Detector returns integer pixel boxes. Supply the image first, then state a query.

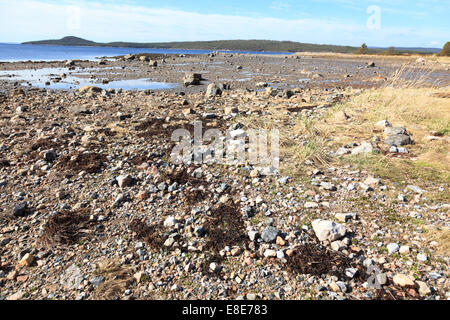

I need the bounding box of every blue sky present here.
[0,0,448,47]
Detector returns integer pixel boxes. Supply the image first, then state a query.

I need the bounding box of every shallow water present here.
[0,67,179,91]
[0,43,294,62]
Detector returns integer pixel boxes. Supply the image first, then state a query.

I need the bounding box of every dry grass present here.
[424,226,450,256]
[39,210,92,247]
[386,63,444,88]
[239,68,450,190]
[92,259,134,300]
[314,85,450,187]
[294,52,450,64]
[236,100,334,177]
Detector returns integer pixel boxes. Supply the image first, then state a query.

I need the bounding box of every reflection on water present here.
[0,67,179,91]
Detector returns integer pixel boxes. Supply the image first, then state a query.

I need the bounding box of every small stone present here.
[43,150,57,162]
[247,293,257,300]
[276,236,286,246]
[407,185,426,194]
[345,268,358,278]
[384,126,407,135]
[89,276,105,287]
[182,108,194,116]
[206,83,222,97]
[18,253,34,267]
[417,253,428,262]
[393,274,415,287]
[375,120,392,128]
[335,213,357,223]
[13,202,30,217]
[416,281,431,296]
[117,175,133,188]
[387,243,400,254]
[164,238,175,247]
[164,217,178,228]
[320,181,337,191]
[157,182,168,191]
[137,191,150,201]
[224,106,239,115]
[304,202,319,209]
[331,241,346,251]
[248,231,259,241]
[351,142,374,155]
[16,106,27,113]
[399,246,410,254]
[209,262,221,272]
[7,291,24,300]
[219,194,230,203]
[264,249,277,258]
[194,226,207,237]
[364,176,381,186]
[376,273,388,285]
[250,170,260,178]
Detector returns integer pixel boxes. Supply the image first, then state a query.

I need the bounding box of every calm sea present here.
[0,43,292,62]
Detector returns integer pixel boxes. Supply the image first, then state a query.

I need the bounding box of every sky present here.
[0,0,448,47]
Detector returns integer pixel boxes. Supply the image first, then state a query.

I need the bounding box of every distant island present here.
[22,36,440,54]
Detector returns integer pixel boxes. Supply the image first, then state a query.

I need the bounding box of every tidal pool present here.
[0,67,179,91]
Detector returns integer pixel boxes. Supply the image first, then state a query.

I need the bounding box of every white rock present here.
[375,120,392,128]
[264,249,277,258]
[417,253,428,262]
[351,142,374,155]
[164,216,178,228]
[387,243,400,254]
[399,246,410,254]
[312,219,346,242]
[304,202,319,209]
[393,274,415,287]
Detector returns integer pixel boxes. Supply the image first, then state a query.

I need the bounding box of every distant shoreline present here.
[18,36,372,54]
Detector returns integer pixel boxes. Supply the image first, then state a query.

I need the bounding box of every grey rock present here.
[157,182,168,191]
[13,202,29,217]
[44,150,57,162]
[385,126,407,135]
[194,226,207,237]
[89,276,105,287]
[62,264,84,290]
[261,226,279,243]
[385,134,412,146]
[376,273,388,285]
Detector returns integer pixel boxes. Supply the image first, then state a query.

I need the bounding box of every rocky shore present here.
[0,53,448,300]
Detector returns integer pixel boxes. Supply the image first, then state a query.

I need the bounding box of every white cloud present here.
[0,0,446,47]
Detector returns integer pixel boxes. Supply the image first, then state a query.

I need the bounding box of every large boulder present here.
[312,219,346,242]
[78,86,102,94]
[124,54,135,60]
[385,134,412,146]
[183,73,202,86]
[206,83,223,97]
